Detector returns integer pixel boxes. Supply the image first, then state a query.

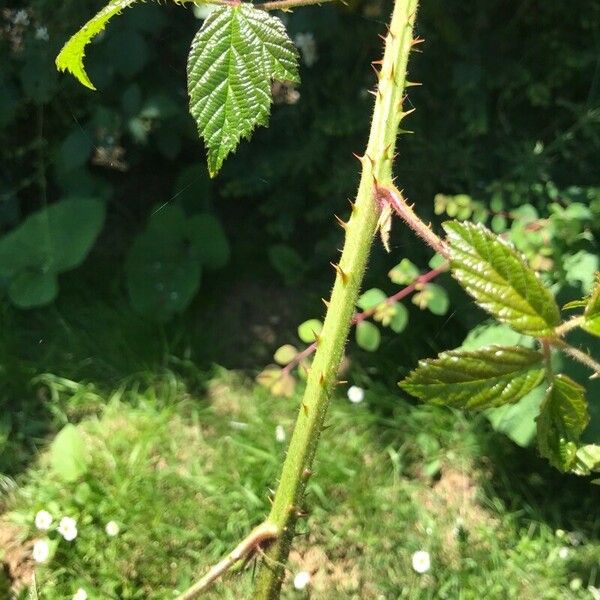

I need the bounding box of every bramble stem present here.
[175,522,279,599]
[254,0,335,10]
[555,316,584,337]
[254,1,420,597]
[552,339,600,379]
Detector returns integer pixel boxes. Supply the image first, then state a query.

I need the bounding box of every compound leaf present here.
[443,221,560,337]
[187,5,299,176]
[56,0,141,90]
[399,345,545,409]
[537,374,589,472]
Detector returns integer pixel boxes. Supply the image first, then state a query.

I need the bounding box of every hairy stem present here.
[255,1,419,597]
[552,339,600,379]
[255,0,335,10]
[554,316,584,337]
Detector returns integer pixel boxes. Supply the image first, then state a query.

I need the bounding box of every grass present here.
[1,367,599,599]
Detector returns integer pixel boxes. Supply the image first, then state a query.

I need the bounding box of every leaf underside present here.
[537,374,589,472]
[187,4,299,176]
[399,345,545,410]
[443,221,560,337]
[55,0,142,90]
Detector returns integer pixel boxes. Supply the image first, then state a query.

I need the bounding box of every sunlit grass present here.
[2,369,599,599]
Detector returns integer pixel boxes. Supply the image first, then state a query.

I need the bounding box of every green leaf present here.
[357,288,387,310]
[389,302,409,333]
[443,221,560,337]
[424,283,449,316]
[273,344,298,366]
[389,258,419,285]
[49,423,89,482]
[186,213,230,269]
[8,271,58,309]
[581,276,600,337]
[298,319,322,343]
[356,321,381,352]
[187,5,299,176]
[55,0,141,90]
[574,444,600,475]
[537,374,589,472]
[400,345,545,409]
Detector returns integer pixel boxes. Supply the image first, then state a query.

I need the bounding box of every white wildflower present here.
[35,26,49,41]
[411,550,431,574]
[58,516,78,541]
[35,510,53,530]
[558,546,569,559]
[73,588,88,600]
[275,425,286,443]
[32,539,50,563]
[293,570,311,590]
[105,521,120,537]
[347,385,365,404]
[570,578,582,591]
[294,33,318,67]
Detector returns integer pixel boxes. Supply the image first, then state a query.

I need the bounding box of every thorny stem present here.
[280,265,448,376]
[551,339,600,379]
[254,0,335,10]
[175,522,279,599]
[254,1,420,597]
[555,316,584,337]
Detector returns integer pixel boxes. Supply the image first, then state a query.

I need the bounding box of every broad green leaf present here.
[8,271,58,309]
[424,283,449,316]
[356,321,381,352]
[537,374,589,472]
[443,221,560,336]
[298,319,322,343]
[187,5,299,176]
[186,213,230,269]
[581,276,600,337]
[357,288,387,310]
[56,0,141,90]
[400,345,545,409]
[49,423,89,482]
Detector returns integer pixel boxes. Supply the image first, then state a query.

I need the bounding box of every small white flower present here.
[293,570,311,590]
[347,385,365,404]
[32,539,50,563]
[294,33,318,67]
[275,425,286,443]
[73,588,88,600]
[105,521,120,537]
[34,26,49,41]
[58,516,78,541]
[411,550,431,574]
[558,546,569,559]
[35,510,53,530]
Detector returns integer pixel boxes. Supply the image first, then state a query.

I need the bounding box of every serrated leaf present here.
[537,374,589,472]
[56,0,141,90]
[443,221,560,336]
[298,319,322,343]
[187,5,299,176]
[581,275,600,337]
[400,345,545,409]
[574,444,600,475]
[356,321,381,352]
